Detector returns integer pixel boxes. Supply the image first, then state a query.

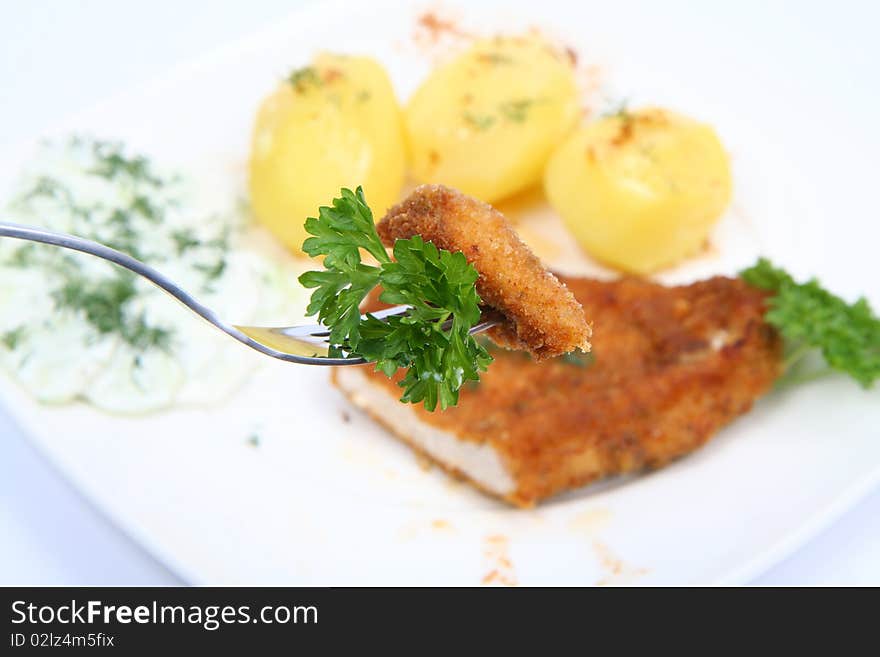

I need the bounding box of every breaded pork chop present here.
[378,184,591,360]
[334,275,782,507]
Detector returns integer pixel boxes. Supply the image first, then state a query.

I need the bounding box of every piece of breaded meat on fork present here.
[377,184,591,360]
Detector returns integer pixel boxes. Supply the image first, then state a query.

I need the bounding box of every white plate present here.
[1,0,878,585]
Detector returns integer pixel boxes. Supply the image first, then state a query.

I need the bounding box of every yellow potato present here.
[544,108,732,273]
[249,53,406,253]
[406,36,579,204]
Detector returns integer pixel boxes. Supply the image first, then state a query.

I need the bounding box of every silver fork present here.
[0,222,499,365]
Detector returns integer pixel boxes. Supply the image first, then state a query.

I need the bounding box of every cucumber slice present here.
[84,346,184,414]
[12,316,116,404]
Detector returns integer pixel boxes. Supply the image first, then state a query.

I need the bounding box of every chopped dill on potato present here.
[498,98,536,123]
[462,111,496,131]
[287,66,322,92]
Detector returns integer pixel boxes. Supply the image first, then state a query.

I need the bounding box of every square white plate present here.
[1,0,878,585]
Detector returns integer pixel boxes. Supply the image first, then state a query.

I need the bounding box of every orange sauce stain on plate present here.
[481,534,518,586]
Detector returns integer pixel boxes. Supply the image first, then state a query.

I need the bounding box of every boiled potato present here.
[544,108,732,273]
[406,36,579,204]
[249,53,406,253]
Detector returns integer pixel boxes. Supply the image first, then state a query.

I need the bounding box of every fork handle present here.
[0,221,356,365]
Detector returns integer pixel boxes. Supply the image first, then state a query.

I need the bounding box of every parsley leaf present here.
[298,187,492,411]
[741,258,880,388]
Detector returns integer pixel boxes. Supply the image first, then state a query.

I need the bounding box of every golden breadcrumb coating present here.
[336,275,783,507]
[377,184,591,360]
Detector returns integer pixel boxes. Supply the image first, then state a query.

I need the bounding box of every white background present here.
[0,0,877,585]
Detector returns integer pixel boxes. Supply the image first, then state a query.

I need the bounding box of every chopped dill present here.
[104,209,142,257]
[463,111,496,131]
[21,176,72,204]
[462,99,537,130]
[123,313,173,352]
[106,208,130,228]
[1,327,25,351]
[89,141,162,186]
[8,243,37,267]
[1,137,250,409]
[51,273,172,351]
[171,228,201,255]
[52,274,137,334]
[204,225,230,251]
[499,98,535,123]
[194,258,227,282]
[130,195,162,222]
[288,66,321,92]
[478,52,514,65]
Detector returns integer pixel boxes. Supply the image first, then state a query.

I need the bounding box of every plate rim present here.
[1,0,878,585]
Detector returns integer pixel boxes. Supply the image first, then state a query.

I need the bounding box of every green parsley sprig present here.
[298,187,492,411]
[741,258,880,388]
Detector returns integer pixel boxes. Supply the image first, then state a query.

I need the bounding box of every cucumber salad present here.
[0,137,305,413]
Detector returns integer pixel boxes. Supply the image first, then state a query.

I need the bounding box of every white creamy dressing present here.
[0,138,308,413]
